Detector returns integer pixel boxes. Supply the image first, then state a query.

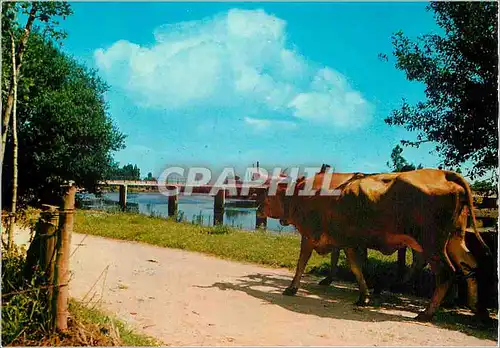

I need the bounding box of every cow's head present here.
[261,177,306,226]
[261,184,291,226]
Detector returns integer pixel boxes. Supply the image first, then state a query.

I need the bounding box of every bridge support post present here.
[214,189,225,225]
[255,188,267,229]
[119,184,127,211]
[168,186,179,218]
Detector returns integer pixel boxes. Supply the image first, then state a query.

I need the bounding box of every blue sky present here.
[58,2,445,178]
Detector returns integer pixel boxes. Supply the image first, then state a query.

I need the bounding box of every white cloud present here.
[95,9,372,129]
[244,116,297,130]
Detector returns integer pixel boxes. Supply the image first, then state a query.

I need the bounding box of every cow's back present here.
[311,172,358,191]
[323,169,466,249]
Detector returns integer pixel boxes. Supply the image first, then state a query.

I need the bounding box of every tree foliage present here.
[387,145,422,172]
[471,179,497,196]
[384,2,498,179]
[1,31,125,206]
[1,2,73,164]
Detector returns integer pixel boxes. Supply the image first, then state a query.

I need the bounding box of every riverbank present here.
[77,192,287,232]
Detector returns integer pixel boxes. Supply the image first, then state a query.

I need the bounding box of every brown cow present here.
[263,168,491,321]
[275,169,426,296]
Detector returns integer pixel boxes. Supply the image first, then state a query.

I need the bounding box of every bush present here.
[2,245,52,345]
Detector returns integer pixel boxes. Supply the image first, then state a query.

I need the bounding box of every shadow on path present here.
[196,272,498,342]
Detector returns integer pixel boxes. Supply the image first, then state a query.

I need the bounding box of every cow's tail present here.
[445,171,491,257]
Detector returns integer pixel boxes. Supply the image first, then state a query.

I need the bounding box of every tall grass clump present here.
[2,245,52,345]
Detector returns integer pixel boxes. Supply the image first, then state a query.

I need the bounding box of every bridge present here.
[97,179,269,228]
[97,180,269,196]
[98,180,159,187]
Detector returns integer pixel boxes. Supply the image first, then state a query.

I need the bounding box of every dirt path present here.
[14,228,497,346]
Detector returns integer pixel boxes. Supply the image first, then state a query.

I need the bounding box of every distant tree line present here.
[108,163,141,181]
[387,145,423,173]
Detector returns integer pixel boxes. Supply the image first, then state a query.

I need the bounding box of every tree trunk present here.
[7,33,19,251]
[1,3,38,166]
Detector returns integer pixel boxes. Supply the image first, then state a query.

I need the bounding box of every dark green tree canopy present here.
[384,2,498,179]
[2,31,125,206]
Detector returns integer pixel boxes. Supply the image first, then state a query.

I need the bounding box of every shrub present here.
[2,245,52,345]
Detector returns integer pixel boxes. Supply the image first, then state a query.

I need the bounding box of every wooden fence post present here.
[52,182,76,332]
[214,189,225,225]
[23,205,59,283]
[168,186,179,218]
[119,184,127,211]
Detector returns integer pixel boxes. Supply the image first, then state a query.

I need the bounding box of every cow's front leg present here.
[319,247,340,286]
[346,247,371,306]
[284,235,314,296]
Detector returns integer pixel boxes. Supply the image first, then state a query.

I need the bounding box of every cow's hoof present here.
[415,312,433,322]
[283,287,298,296]
[319,277,333,286]
[354,296,371,306]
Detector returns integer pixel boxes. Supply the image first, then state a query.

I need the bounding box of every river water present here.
[78,192,296,233]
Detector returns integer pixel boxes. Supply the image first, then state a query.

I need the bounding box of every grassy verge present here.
[75,210,342,271]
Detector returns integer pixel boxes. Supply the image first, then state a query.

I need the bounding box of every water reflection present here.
[77,192,295,233]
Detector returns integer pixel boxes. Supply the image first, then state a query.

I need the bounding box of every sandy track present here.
[14,228,497,346]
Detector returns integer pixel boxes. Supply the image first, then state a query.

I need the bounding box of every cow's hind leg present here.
[446,235,489,319]
[319,247,341,286]
[416,256,454,322]
[346,248,371,306]
[392,250,426,293]
[284,235,314,296]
